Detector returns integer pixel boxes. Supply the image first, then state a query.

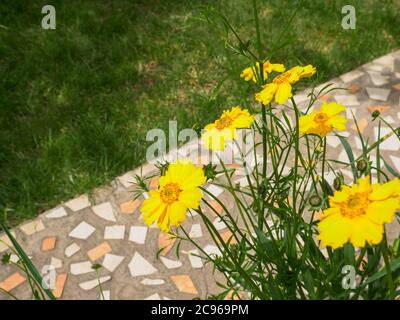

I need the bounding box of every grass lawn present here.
[0,0,399,226]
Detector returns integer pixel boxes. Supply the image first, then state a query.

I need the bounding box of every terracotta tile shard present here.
[0,272,26,292]
[224,290,242,300]
[41,237,57,252]
[170,275,198,295]
[158,232,176,256]
[87,242,112,261]
[207,200,223,216]
[351,117,368,134]
[119,199,141,214]
[347,83,361,94]
[317,95,330,102]
[392,83,400,91]
[219,230,237,245]
[53,273,68,298]
[367,105,390,114]
[149,176,159,189]
[226,163,241,170]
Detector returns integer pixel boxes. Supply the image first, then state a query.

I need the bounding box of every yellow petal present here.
[255,83,278,105]
[328,115,347,131]
[349,216,383,247]
[274,83,292,105]
[320,102,346,117]
[179,188,202,208]
[366,198,399,224]
[317,213,351,249]
[370,178,400,201]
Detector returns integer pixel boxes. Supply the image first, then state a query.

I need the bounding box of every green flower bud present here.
[309,195,322,207]
[333,177,342,190]
[357,159,368,172]
[371,110,380,119]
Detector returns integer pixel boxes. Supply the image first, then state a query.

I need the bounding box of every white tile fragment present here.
[104,225,125,240]
[128,252,157,277]
[69,221,96,239]
[45,207,68,219]
[79,276,111,291]
[64,194,90,211]
[160,257,182,269]
[128,226,148,244]
[65,242,81,257]
[102,253,125,272]
[92,202,116,222]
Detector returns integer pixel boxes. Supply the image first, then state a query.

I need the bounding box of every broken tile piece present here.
[20,219,45,236]
[392,83,400,91]
[334,94,359,106]
[128,252,157,277]
[0,272,26,292]
[69,221,96,240]
[149,176,159,189]
[189,224,203,238]
[170,275,198,295]
[213,218,227,231]
[50,257,63,269]
[205,184,224,198]
[70,261,95,275]
[141,278,165,286]
[207,200,224,216]
[41,237,57,252]
[87,242,112,261]
[204,245,222,258]
[128,226,148,244]
[119,199,141,214]
[374,127,400,151]
[220,230,237,244]
[366,87,391,101]
[350,117,368,133]
[367,105,390,114]
[53,273,68,299]
[92,202,116,222]
[0,231,16,253]
[79,276,111,291]
[65,242,80,257]
[45,207,68,219]
[188,250,203,269]
[340,70,364,83]
[104,225,125,240]
[100,290,110,300]
[102,253,125,272]
[160,256,182,269]
[118,171,135,188]
[367,70,390,86]
[389,155,400,172]
[158,232,176,256]
[64,194,91,212]
[144,293,162,300]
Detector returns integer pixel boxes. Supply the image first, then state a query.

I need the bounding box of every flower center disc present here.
[215,115,233,130]
[314,112,328,123]
[340,193,368,218]
[160,182,181,204]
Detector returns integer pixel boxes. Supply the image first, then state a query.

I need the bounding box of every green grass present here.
[0,0,399,225]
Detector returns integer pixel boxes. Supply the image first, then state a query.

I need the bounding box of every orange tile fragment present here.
[120,199,141,214]
[170,275,198,295]
[87,241,112,261]
[53,273,68,298]
[0,272,26,292]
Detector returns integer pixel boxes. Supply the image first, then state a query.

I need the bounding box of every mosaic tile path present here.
[1,50,400,300]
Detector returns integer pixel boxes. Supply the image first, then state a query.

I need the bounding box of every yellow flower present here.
[240,61,285,83]
[140,159,206,232]
[318,176,400,249]
[299,102,347,137]
[255,64,316,105]
[201,106,255,151]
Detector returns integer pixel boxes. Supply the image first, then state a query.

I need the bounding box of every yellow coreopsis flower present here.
[141,159,206,232]
[299,102,347,137]
[240,61,285,83]
[318,176,400,249]
[255,64,316,105]
[201,106,255,151]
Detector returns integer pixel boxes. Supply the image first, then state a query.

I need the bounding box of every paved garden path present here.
[1,50,400,300]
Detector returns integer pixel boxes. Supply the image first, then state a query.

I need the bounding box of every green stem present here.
[252,0,263,59]
[381,237,395,299]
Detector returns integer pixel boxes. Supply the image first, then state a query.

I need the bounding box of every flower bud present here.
[309,195,322,207]
[371,110,380,119]
[357,159,368,172]
[333,177,342,190]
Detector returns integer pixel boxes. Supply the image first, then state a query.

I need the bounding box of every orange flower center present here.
[160,182,181,204]
[273,72,291,84]
[314,112,328,123]
[340,193,369,218]
[215,115,233,130]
